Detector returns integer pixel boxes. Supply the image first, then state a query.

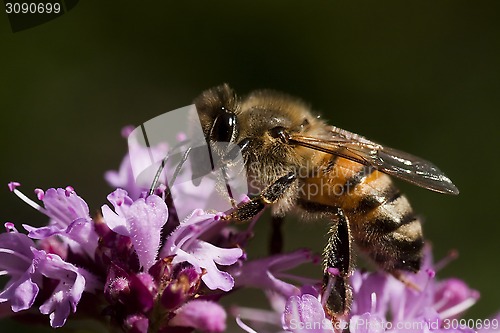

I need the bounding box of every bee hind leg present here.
[322,209,353,321]
[270,215,284,254]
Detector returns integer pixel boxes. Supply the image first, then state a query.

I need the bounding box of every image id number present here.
[5,2,61,14]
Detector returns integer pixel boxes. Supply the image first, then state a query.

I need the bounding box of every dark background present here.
[1,1,499,332]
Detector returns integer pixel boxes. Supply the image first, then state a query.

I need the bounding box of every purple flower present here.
[170,300,227,333]
[159,263,202,311]
[101,189,168,271]
[231,250,322,333]
[160,209,243,292]
[347,246,479,333]
[97,189,242,331]
[0,223,40,312]
[283,293,335,333]
[232,249,319,298]
[34,248,99,327]
[232,291,286,333]
[434,278,480,320]
[349,313,386,333]
[0,223,99,328]
[105,127,246,222]
[124,313,149,333]
[233,246,481,333]
[105,126,169,200]
[9,184,98,258]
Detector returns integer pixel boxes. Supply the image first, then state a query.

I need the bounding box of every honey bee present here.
[190,84,459,320]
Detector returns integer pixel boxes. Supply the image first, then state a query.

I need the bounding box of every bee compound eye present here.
[211,111,238,142]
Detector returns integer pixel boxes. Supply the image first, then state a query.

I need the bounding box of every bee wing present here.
[290,126,459,195]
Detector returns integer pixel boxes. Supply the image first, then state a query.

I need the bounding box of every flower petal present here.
[170,300,226,333]
[0,271,39,312]
[127,195,168,270]
[283,293,334,333]
[101,204,129,235]
[161,211,242,292]
[22,188,98,257]
[42,188,90,224]
[33,249,98,327]
[125,314,150,333]
[0,231,39,312]
[233,249,314,297]
[350,313,385,333]
[102,190,168,271]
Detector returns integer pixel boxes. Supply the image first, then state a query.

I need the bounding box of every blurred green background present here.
[1,1,499,332]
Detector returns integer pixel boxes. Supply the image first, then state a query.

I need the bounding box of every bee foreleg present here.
[226,172,297,222]
[322,209,353,320]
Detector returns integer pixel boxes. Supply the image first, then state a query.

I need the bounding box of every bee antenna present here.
[149,154,170,196]
[148,140,193,196]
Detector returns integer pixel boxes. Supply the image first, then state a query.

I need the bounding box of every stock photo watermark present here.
[4,0,79,32]
[287,317,500,332]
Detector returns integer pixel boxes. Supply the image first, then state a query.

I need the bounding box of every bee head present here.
[194,84,240,144]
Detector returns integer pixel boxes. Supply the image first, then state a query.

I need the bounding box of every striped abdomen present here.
[303,154,424,273]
